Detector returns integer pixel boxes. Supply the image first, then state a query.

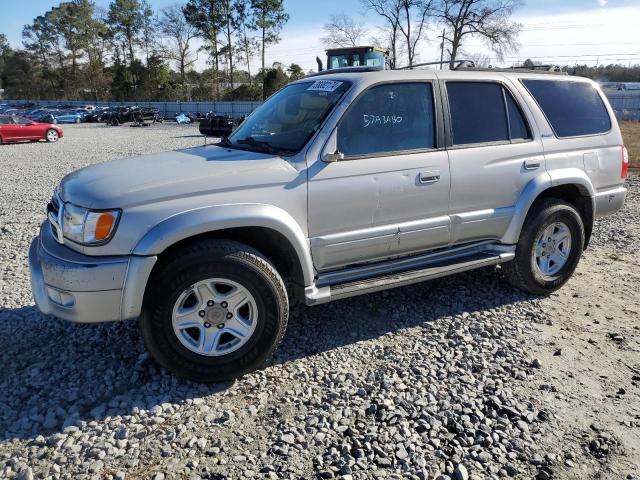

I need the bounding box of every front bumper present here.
[29,221,156,323]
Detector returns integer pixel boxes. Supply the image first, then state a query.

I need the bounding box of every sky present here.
[1,0,639,73]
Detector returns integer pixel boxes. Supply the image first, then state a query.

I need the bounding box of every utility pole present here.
[439,28,445,69]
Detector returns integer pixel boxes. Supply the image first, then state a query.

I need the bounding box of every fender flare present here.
[501,168,595,245]
[132,203,315,286]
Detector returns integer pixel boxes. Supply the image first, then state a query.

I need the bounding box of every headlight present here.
[62,203,120,245]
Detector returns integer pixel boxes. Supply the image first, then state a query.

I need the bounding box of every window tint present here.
[523,79,611,137]
[505,92,530,140]
[338,83,435,156]
[447,82,531,145]
[12,116,30,124]
[448,82,509,145]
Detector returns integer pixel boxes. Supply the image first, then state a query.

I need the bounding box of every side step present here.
[304,249,514,305]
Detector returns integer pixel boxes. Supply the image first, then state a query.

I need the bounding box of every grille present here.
[47,193,64,243]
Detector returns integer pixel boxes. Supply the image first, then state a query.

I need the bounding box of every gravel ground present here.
[0,124,638,480]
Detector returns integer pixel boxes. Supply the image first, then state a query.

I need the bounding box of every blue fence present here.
[6,91,640,120]
[605,92,640,121]
[3,100,263,118]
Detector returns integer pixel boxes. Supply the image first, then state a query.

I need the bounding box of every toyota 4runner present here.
[29,68,629,382]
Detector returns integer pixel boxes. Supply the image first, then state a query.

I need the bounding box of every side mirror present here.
[323,150,344,163]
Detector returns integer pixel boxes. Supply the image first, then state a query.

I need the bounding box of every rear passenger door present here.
[442,77,545,244]
[308,81,451,271]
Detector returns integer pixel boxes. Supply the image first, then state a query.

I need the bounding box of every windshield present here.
[227,80,351,156]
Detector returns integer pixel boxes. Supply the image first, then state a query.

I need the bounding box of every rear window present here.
[522,79,611,137]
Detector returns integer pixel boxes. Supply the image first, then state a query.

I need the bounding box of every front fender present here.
[132,203,315,286]
[500,168,595,244]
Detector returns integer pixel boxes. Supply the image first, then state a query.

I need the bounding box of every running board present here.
[304,249,514,305]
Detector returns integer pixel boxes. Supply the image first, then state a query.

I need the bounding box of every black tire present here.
[502,198,585,295]
[110,117,119,126]
[139,240,289,383]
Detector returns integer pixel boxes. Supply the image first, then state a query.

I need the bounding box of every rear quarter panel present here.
[514,75,624,193]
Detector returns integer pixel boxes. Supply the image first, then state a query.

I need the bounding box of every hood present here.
[60,145,300,209]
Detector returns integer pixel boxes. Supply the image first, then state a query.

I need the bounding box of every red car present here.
[0,115,63,144]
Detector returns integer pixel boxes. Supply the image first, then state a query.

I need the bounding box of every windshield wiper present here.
[235,136,294,155]
[235,136,274,151]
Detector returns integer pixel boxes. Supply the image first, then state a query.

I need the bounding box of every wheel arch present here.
[133,204,314,288]
[502,169,595,248]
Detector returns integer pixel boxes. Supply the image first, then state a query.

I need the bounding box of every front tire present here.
[139,240,289,383]
[502,198,584,295]
[45,129,59,143]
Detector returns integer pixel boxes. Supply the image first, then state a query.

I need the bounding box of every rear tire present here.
[139,240,289,383]
[502,198,584,295]
[110,117,119,126]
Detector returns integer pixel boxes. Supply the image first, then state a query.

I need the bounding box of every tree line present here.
[0,0,299,101]
[322,0,523,69]
[2,0,639,102]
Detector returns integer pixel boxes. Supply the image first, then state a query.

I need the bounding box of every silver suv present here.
[29,68,629,382]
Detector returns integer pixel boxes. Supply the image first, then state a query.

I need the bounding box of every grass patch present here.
[620,120,640,169]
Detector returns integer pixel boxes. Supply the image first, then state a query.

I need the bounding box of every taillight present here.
[621,146,629,179]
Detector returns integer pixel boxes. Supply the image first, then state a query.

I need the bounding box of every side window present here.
[13,116,30,125]
[448,82,508,145]
[522,79,611,137]
[0,117,9,125]
[505,92,530,140]
[337,83,436,157]
[447,82,531,146]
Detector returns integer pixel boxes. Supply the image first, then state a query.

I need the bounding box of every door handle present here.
[523,160,540,170]
[419,172,440,184]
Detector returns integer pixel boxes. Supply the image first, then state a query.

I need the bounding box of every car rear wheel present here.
[139,240,289,383]
[502,198,584,295]
[45,129,59,143]
[109,118,119,126]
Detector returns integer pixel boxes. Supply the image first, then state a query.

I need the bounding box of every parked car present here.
[0,115,63,143]
[85,107,111,123]
[56,109,89,124]
[104,106,161,126]
[198,113,244,137]
[29,110,61,124]
[29,68,628,382]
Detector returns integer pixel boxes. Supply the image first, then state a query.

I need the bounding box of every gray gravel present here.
[0,124,636,479]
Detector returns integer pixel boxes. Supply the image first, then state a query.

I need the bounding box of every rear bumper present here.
[29,221,156,323]
[594,186,627,218]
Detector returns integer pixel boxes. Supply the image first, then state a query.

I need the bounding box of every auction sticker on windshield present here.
[308,80,343,92]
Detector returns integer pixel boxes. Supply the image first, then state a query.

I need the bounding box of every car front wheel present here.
[45,129,59,143]
[139,240,289,383]
[502,198,585,295]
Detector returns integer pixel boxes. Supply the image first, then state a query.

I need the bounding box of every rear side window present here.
[522,79,611,137]
[447,82,530,145]
[338,83,436,157]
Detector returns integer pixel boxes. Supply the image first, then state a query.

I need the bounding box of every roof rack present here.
[455,64,567,75]
[396,59,476,70]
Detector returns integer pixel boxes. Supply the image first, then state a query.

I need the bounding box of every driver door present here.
[307,82,451,271]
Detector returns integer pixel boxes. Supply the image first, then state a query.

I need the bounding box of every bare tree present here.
[397,0,435,67]
[159,4,198,92]
[321,13,368,48]
[361,0,402,68]
[437,0,522,68]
